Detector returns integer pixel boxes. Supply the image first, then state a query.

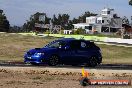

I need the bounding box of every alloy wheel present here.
[48,55,59,66]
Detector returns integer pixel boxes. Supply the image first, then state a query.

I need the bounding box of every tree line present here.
[22,11,97,32]
[129,0,132,5]
[0,0,132,33]
[0,9,97,32]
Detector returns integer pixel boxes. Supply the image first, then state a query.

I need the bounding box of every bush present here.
[73,28,86,34]
[44,30,50,34]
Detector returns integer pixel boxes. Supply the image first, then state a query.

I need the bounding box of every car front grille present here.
[27,52,33,56]
[26,58,36,61]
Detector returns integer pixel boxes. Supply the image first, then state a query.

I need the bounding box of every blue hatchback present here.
[24,38,102,67]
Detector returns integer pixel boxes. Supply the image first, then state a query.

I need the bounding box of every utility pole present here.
[49,20,53,34]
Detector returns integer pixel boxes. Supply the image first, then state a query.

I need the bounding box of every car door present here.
[76,40,93,63]
[66,40,81,64]
[59,41,76,64]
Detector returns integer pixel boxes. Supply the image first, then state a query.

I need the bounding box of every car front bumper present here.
[24,55,44,64]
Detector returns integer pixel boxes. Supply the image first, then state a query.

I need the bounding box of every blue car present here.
[24,38,102,67]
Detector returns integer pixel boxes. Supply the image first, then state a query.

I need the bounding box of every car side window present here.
[80,41,94,50]
[70,40,80,49]
[59,41,66,47]
[48,42,60,48]
[86,42,96,48]
[46,40,66,48]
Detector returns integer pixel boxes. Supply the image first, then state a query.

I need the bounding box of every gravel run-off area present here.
[0,67,132,88]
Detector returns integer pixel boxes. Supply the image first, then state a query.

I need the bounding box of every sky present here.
[0,0,132,26]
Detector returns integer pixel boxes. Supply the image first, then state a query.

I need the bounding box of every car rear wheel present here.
[88,56,98,67]
[48,55,59,66]
[71,64,78,66]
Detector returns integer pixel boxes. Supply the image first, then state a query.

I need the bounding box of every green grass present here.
[84,34,121,38]
[0,33,57,61]
[62,33,121,38]
[97,44,132,64]
[0,33,132,64]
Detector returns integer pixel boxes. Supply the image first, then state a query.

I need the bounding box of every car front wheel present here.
[48,55,59,66]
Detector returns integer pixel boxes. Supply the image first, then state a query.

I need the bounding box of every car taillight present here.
[99,50,102,54]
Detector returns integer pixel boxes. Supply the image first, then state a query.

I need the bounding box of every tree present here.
[23,11,97,32]
[56,11,97,30]
[73,28,86,34]
[10,25,22,33]
[51,14,58,25]
[22,23,28,32]
[77,11,97,23]
[129,0,132,6]
[61,14,70,25]
[67,20,73,30]
[3,19,10,31]
[122,16,129,25]
[51,14,70,30]
[0,9,10,32]
[23,12,51,32]
[45,16,51,24]
[72,18,79,24]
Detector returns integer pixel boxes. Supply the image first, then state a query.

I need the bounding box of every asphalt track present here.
[0,62,132,70]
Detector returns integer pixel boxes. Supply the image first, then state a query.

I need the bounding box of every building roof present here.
[102,8,114,11]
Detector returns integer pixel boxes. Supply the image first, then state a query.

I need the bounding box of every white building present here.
[73,8,123,34]
[64,30,72,34]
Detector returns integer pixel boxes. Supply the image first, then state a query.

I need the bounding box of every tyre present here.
[71,64,78,66]
[30,62,39,66]
[88,56,98,67]
[48,55,59,66]
[80,77,90,86]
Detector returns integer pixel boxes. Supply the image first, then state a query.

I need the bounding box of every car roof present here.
[59,38,76,41]
[57,38,91,42]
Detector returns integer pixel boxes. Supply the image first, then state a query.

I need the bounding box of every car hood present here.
[26,48,57,55]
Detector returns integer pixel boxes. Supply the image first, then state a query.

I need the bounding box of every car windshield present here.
[44,40,66,48]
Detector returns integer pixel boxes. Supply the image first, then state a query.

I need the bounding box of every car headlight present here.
[35,53,44,56]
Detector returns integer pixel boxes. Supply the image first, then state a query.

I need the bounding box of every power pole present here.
[49,20,53,34]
